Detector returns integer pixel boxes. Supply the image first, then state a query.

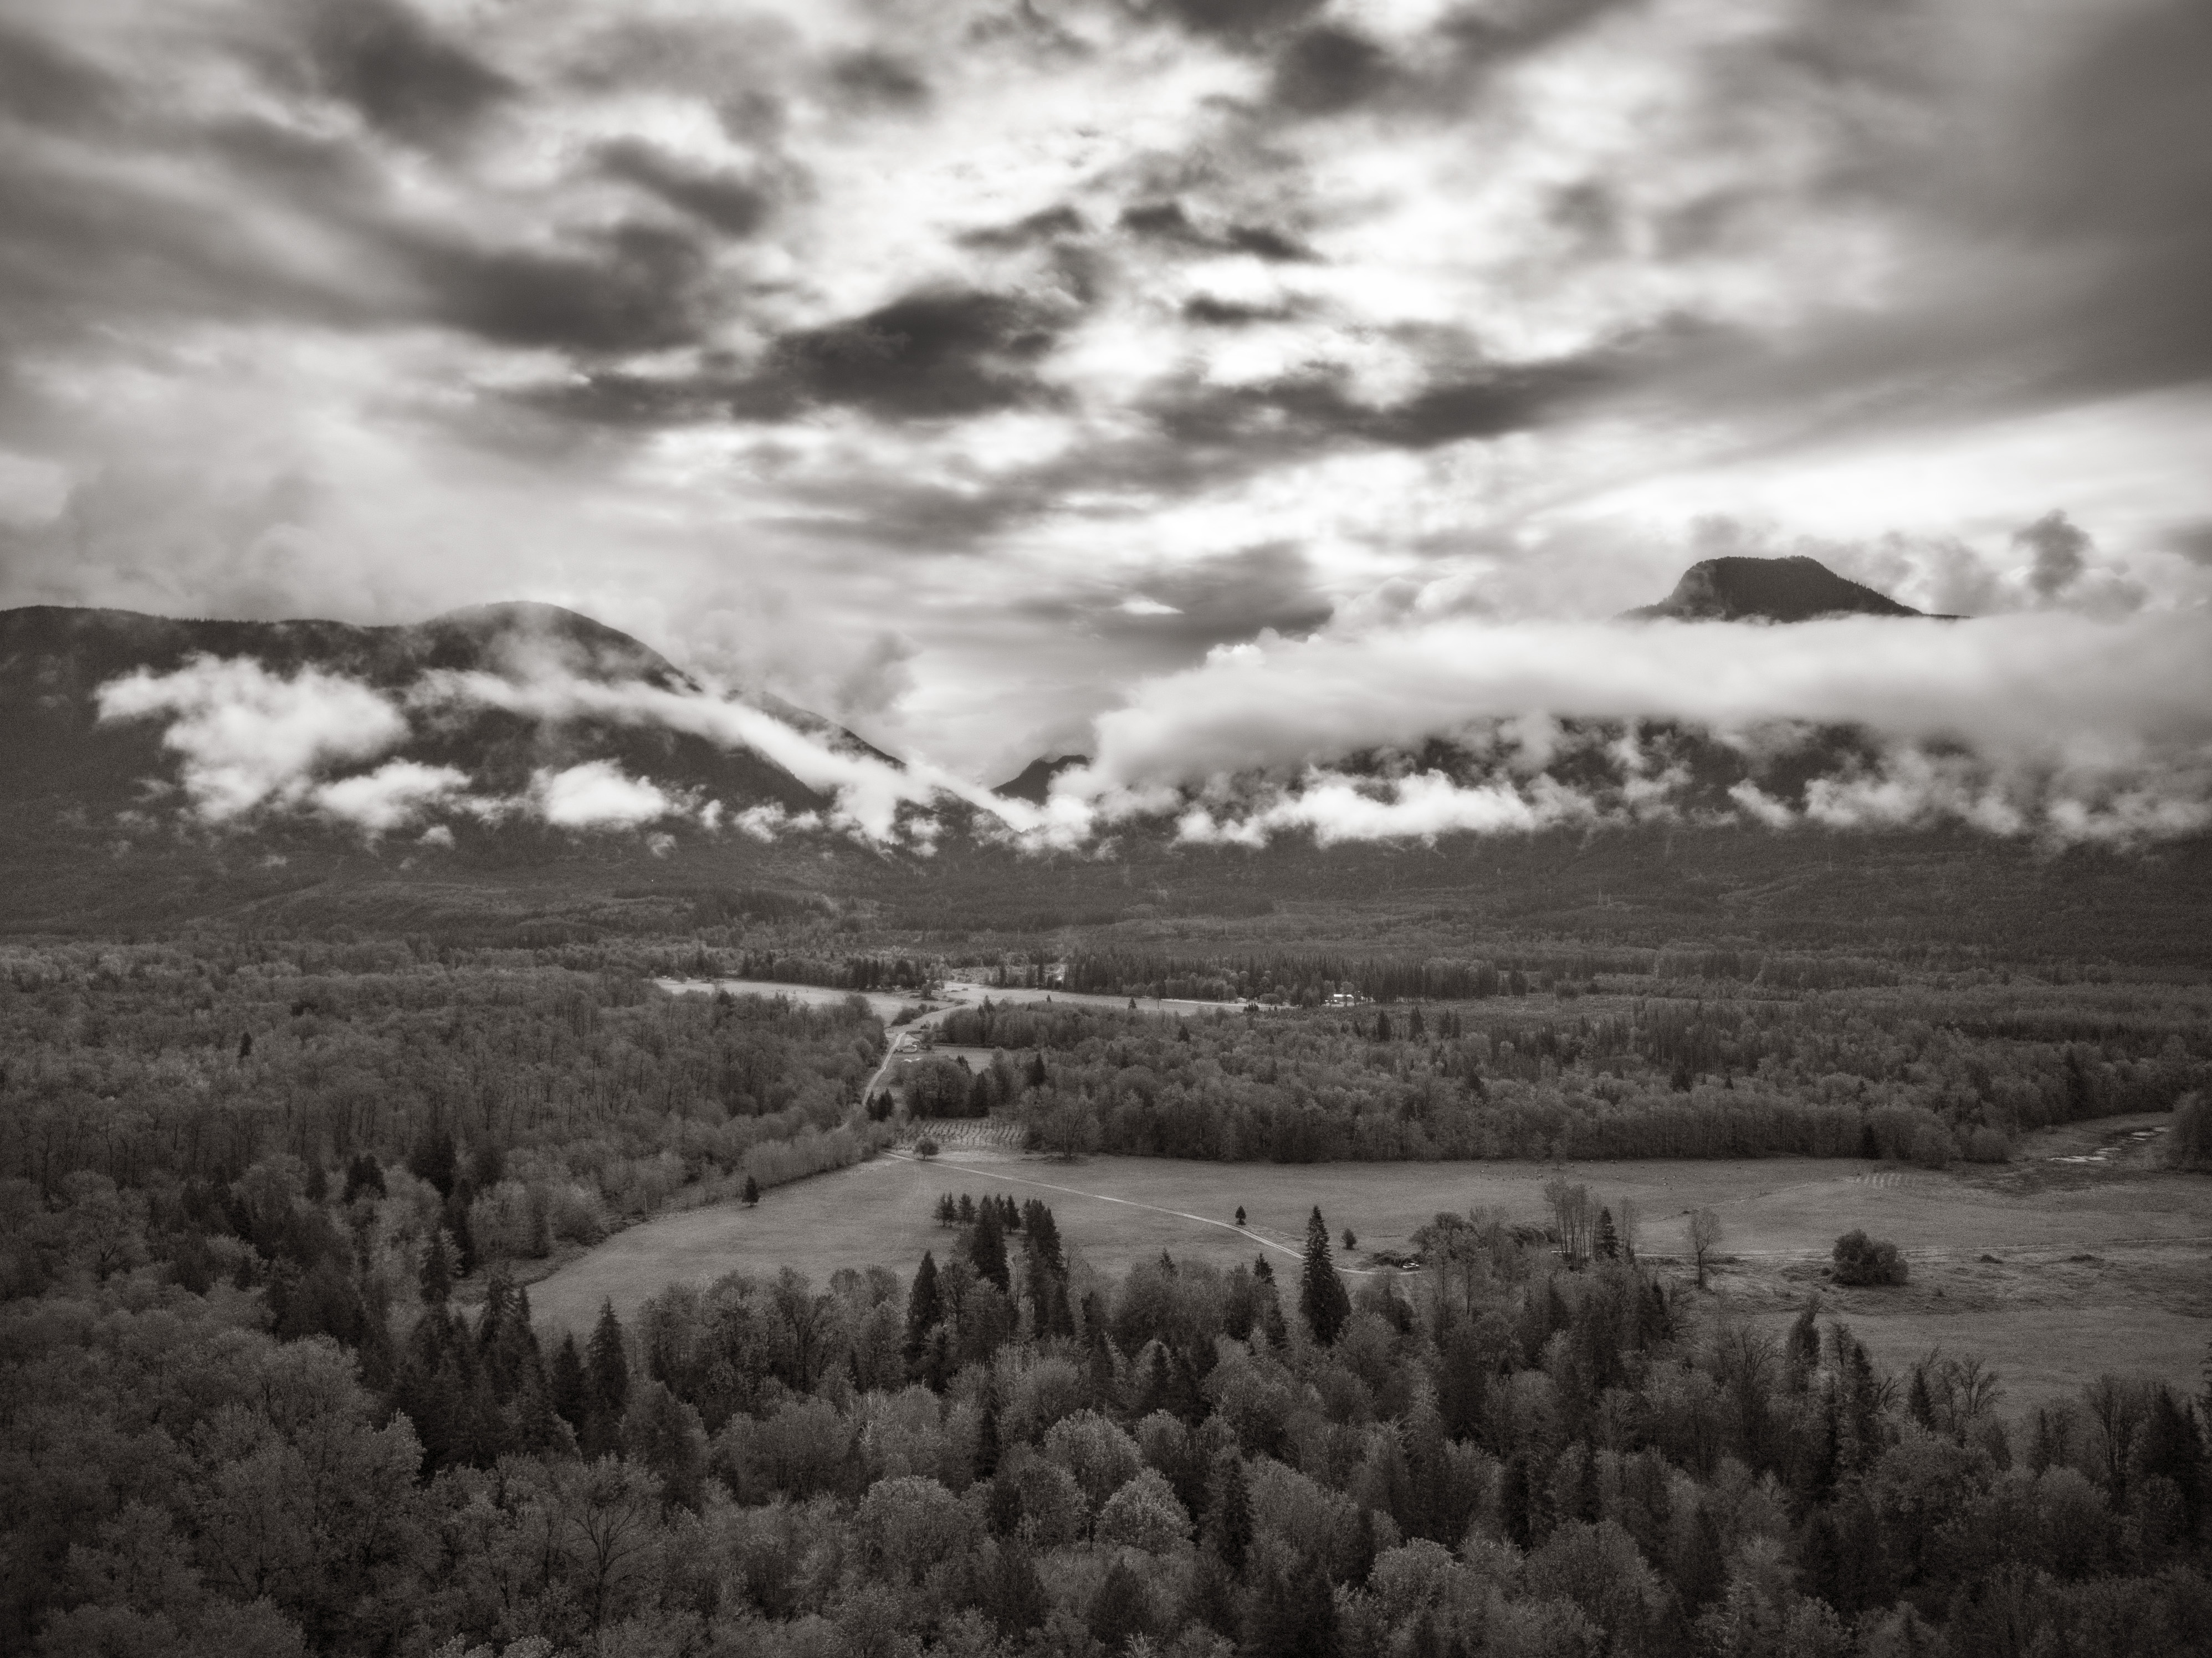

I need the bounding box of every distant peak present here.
[418,602,694,688]
[995,754,1088,803]
[1624,555,1940,623]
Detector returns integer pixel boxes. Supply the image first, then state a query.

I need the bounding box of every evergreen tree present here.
[1596,1208,1621,1261]
[444,1193,477,1279]
[741,1175,761,1207]
[408,1128,458,1199]
[1022,1201,1064,1277]
[1785,1297,1822,1391]
[515,1363,577,1459]
[625,1380,707,1509]
[971,1200,1010,1293]
[1301,1206,1350,1345]
[585,1299,629,1457]
[551,1331,590,1436]
[905,1251,944,1365]
[2129,1385,2206,1536]
[1908,1365,1938,1432]
[1243,1547,1337,1658]
[976,1388,1002,1481]
[1209,1453,1252,1575]
[418,1230,452,1306]
[1089,1558,1151,1652]
[341,1154,386,1203]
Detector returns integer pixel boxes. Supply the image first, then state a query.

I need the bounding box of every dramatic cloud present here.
[530,762,683,830]
[411,665,1005,840]
[7,0,2212,780]
[91,652,990,843]
[2019,510,2091,603]
[96,657,408,820]
[311,760,472,833]
[1041,610,2212,846]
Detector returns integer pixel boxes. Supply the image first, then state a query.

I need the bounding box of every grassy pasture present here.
[530,1115,2212,1411]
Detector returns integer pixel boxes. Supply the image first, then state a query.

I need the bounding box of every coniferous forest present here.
[8,1173,2211,1658]
[3,936,2210,1657]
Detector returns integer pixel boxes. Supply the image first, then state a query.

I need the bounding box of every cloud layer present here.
[2,0,2209,780]
[1042,608,2212,847]
[93,598,2212,857]
[93,651,984,844]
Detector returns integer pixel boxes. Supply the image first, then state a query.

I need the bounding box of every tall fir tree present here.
[585,1299,629,1458]
[1209,1452,1252,1575]
[971,1200,1010,1293]
[1300,1206,1351,1345]
[550,1331,590,1437]
[905,1251,944,1366]
[418,1230,452,1306]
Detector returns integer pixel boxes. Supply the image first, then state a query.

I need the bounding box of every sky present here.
[4,0,2212,803]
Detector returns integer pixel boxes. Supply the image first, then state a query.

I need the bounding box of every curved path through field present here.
[872,1147,1376,1273]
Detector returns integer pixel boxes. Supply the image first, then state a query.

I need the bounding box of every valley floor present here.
[530,1111,2211,1413]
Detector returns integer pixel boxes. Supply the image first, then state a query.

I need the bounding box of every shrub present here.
[1832,1229,1908,1286]
[1909,1120,1959,1170]
[547,1183,611,1246]
[1963,1126,2011,1164]
[2166,1092,2212,1171]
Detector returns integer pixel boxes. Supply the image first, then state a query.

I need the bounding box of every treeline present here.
[8,1178,2209,1656]
[716,950,937,992]
[0,941,885,1235]
[931,990,2210,1165]
[897,1053,1038,1122]
[1053,948,1911,1005]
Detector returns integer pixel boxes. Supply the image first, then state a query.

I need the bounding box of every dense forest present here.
[0,940,887,1277]
[7,1177,2209,1657]
[926,990,2211,1165]
[4,933,2209,1656]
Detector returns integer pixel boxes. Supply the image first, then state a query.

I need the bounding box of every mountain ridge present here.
[1621,553,1950,623]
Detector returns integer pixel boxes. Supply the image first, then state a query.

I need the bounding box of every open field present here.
[657,975,1228,1019]
[530,1111,2212,1410]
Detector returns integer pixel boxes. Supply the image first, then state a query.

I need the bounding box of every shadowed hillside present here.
[1622,554,1944,622]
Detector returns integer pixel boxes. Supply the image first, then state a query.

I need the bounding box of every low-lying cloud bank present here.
[1041,610,2212,848]
[93,655,968,845]
[94,608,2212,852]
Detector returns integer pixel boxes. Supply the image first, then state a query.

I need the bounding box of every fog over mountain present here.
[9,550,2211,876]
[0,0,2209,783]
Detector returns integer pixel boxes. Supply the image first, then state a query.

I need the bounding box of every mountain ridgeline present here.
[0,600,830,822]
[4,562,2210,964]
[1619,554,1953,623]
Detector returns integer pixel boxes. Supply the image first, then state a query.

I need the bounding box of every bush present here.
[2166,1092,2212,1171]
[1963,1126,2011,1164]
[1909,1120,1959,1170]
[1832,1229,1908,1286]
[547,1183,611,1246]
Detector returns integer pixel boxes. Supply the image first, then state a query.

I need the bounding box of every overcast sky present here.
[3,0,2210,781]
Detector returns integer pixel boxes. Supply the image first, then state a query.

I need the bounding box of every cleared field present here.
[529,1114,2212,1412]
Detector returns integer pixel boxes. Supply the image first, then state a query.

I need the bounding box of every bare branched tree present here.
[1687,1208,1723,1290]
